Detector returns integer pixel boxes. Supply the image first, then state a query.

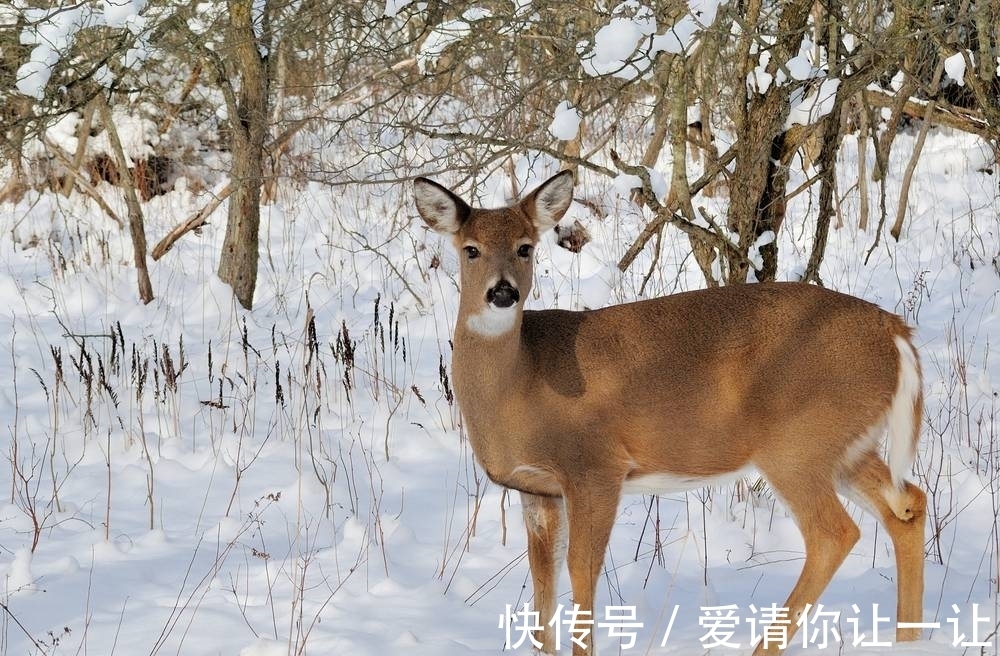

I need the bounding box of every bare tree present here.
[215,0,271,309]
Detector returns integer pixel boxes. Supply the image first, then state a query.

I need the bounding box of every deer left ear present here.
[414,177,471,235]
[523,170,574,232]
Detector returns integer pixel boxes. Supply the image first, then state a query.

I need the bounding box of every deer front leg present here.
[522,492,567,654]
[563,480,621,656]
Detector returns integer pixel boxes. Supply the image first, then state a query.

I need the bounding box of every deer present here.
[414,170,926,655]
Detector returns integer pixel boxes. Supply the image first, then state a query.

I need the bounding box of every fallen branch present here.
[150,189,227,260]
[862,87,994,140]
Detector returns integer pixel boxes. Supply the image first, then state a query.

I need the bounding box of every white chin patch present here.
[466,305,518,337]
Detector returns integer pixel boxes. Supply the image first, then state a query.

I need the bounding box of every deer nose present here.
[486,279,520,308]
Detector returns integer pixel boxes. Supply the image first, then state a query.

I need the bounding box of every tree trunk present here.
[727,91,792,283]
[97,94,154,304]
[218,0,269,310]
[726,0,812,284]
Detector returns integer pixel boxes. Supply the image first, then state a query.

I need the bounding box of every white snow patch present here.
[239,638,287,656]
[592,16,653,65]
[417,8,491,73]
[4,549,37,595]
[944,51,970,87]
[383,0,414,17]
[748,230,776,272]
[549,101,581,140]
[612,169,667,204]
[786,78,841,128]
[101,0,146,28]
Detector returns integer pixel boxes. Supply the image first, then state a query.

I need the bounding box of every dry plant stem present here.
[9,329,19,505]
[890,61,946,240]
[49,349,63,514]
[149,497,279,655]
[890,97,936,240]
[293,546,365,656]
[104,431,111,542]
[139,418,155,530]
[96,93,154,304]
[0,602,47,652]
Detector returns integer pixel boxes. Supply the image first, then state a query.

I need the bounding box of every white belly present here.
[622,469,751,495]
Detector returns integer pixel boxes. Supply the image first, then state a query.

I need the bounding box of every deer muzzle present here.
[486,279,520,308]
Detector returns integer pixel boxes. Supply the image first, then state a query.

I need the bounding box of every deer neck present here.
[451,303,525,429]
[451,306,530,478]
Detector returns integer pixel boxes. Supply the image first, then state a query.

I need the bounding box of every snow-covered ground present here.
[1,124,998,656]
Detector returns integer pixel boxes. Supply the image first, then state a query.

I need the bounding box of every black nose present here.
[486,280,519,308]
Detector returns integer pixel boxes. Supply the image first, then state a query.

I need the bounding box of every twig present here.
[610,150,747,271]
[0,602,47,653]
[616,147,737,272]
[862,87,993,141]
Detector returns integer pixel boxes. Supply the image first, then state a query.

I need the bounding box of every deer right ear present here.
[414,178,471,235]
[523,170,574,232]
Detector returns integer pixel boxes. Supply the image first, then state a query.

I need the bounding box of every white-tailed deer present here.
[414,171,926,655]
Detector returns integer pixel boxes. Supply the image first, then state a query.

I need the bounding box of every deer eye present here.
[463,245,481,260]
[517,244,533,258]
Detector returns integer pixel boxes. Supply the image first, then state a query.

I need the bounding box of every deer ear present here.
[414,178,471,235]
[523,170,574,232]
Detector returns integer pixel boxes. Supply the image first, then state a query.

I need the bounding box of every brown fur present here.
[414,172,926,655]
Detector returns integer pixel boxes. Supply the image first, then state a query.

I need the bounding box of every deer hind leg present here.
[563,480,621,656]
[843,449,926,641]
[521,492,567,654]
[753,468,860,656]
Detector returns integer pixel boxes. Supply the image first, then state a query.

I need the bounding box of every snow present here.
[101,0,146,28]
[786,78,841,128]
[747,230,776,270]
[548,101,581,141]
[785,53,814,81]
[612,169,668,204]
[944,52,969,87]
[5,549,37,593]
[1,38,1000,656]
[417,8,492,73]
[15,2,149,100]
[581,0,722,78]
[748,50,775,93]
[592,16,653,66]
[383,0,414,18]
[16,49,58,99]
